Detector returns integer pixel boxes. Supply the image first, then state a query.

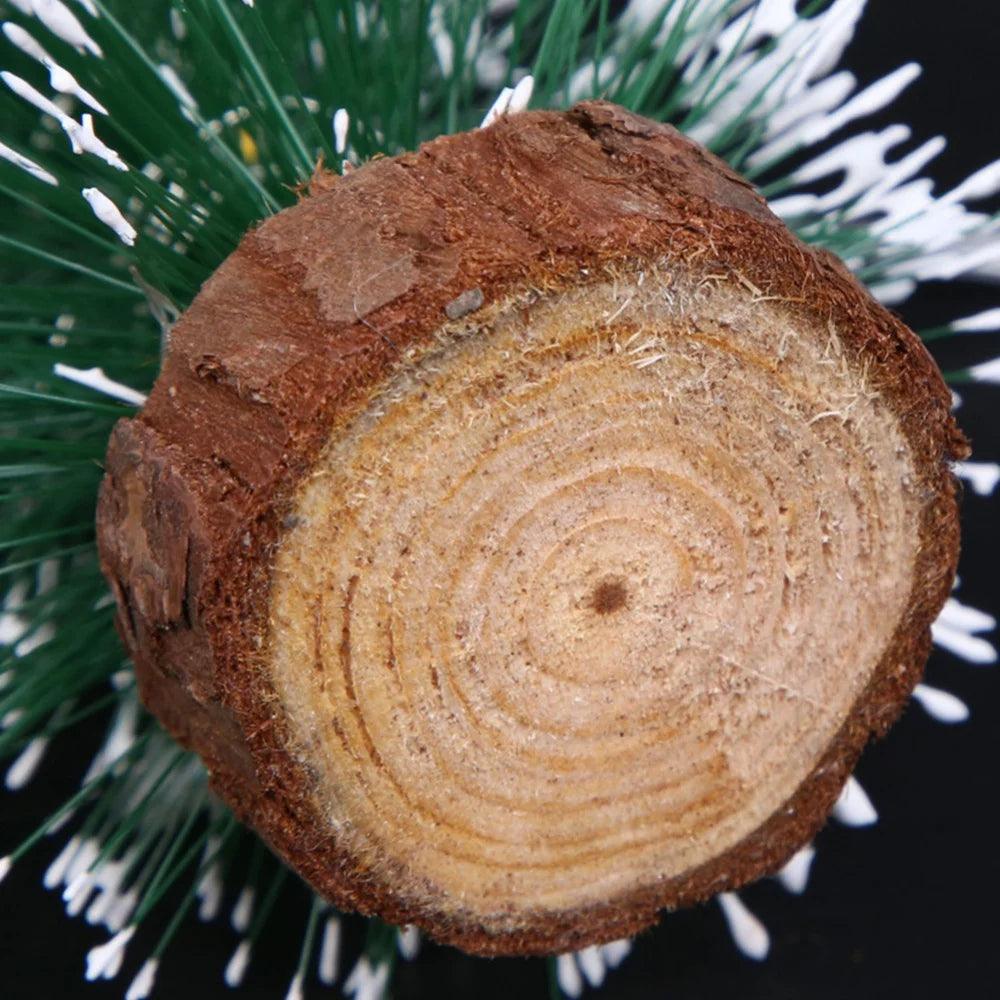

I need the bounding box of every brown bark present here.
[96,102,966,956]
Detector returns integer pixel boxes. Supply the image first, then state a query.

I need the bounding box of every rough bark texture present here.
[96,102,966,956]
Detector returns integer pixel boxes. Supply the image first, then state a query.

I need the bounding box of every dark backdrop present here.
[2,2,998,998]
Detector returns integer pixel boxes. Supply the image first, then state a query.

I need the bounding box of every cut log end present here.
[96,102,966,956]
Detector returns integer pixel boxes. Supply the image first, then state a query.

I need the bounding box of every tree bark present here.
[96,102,966,956]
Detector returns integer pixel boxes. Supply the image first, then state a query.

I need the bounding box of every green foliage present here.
[0,2,995,994]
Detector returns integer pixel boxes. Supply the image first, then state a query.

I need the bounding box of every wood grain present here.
[97,102,966,955]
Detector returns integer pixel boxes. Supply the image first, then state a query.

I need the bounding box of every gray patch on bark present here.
[445,287,485,320]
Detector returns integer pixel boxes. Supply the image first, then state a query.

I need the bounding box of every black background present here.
[2,2,998,998]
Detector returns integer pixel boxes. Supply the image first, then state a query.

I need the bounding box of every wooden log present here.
[96,102,966,956]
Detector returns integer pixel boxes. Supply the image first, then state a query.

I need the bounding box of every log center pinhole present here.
[590,578,629,615]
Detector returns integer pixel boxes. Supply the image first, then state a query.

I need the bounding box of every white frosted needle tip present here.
[318,914,341,985]
[507,74,534,114]
[106,887,137,933]
[158,64,197,111]
[480,75,534,128]
[1,708,24,728]
[0,607,28,645]
[948,159,1000,202]
[718,892,770,961]
[555,954,583,999]
[33,0,103,57]
[285,971,304,1000]
[2,22,48,63]
[776,844,817,895]
[0,856,11,885]
[952,308,1000,333]
[367,962,390,1000]
[913,683,970,724]
[47,61,107,113]
[2,69,67,122]
[344,956,389,1000]
[931,620,997,665]
[576,945,605,988]
[225,940,252,988]
[125,958,159,1000]
[954,461,1000,497]
[196,866,223,921]
[342,956,371,995]
[480,86,512,128]
[600,938,631,968]
[938,597,997,637]
[54,363,147,405]
[84,925,135,981]
[44,835,80,889]
[0,139,58,184]
[397,924,420,960]
[63,868,93,902]
[969,357,1000,385]
[2,21,104,114]
[81,187,136,245]
[832,775,878,827]
[67,114,127,170]
[333,107,349,155]
[64,837,98,885]
[231,885,255,933]
[5,735,49,790]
